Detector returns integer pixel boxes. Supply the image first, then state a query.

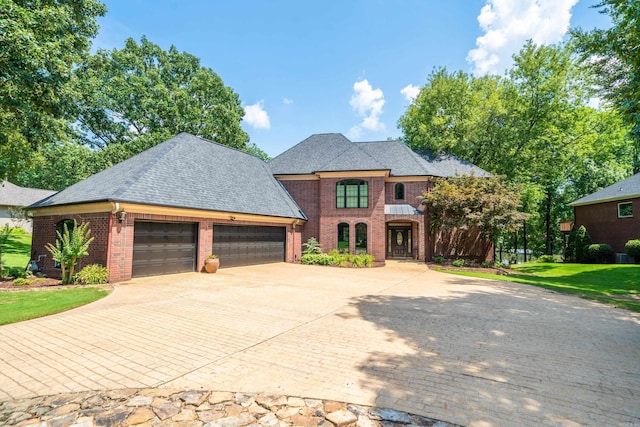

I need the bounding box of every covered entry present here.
[213,225,286,268]
[132,221,197,277]
[387,223,413,258]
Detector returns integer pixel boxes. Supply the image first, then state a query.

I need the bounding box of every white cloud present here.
[467,0,579,76]
[401,84,420,102]
[283,97,293,105]
[347,125,362,140]
[349,79,385,132]
[244,100,271,129]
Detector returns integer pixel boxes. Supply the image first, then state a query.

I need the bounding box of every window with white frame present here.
[618,202,633,218]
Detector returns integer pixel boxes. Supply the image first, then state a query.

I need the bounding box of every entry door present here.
[390,227,412,258]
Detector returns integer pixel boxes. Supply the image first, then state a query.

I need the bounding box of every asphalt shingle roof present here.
[30,133,306,220]
[0,181,55,207]
[269,133,489,177]
[570,173,640,206]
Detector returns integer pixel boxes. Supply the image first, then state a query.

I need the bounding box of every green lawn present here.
[1,233,32,269]
[0,287,109,325]
[438,262,640,312]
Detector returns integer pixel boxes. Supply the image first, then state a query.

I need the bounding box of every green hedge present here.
[301,251,374,268]
[584,243,614,264]
[626,239,640,263]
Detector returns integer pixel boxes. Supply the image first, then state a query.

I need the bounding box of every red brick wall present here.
[574,198,640,253]
[33,211,302,283]
[318,176,386,266]
[279,180,319,246]
[385,181,431,207]
[31,213,110,279]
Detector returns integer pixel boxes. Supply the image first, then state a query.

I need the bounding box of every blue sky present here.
[93,0,610,157]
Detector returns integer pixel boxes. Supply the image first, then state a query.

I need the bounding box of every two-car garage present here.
[132,221,286,278]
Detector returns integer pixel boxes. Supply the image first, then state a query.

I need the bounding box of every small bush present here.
[584,244,614,264]
[13,278,32,287]
[538,255,555,263]
[625,239,640,263]
[10,227,26,234]
[6,267,28,279]
[302,237,322,255]
[575,226,592,263]
[452,259,465,267]
[74,264,109,285]
[301,252,373,267]
[481,261,491,268]
[433,256,445,264]
[301,254,333,265]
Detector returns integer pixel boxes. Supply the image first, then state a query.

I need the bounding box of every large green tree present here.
[74,36,249,164]
[0,0,106,150]
[572,0,640,173]
[399,41,631,255]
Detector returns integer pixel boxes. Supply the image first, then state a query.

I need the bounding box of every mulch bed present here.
[0,276,63,290]
[427,262,516,275]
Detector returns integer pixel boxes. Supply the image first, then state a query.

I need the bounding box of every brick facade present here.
[32,210,302,283]
[31,213,110,279]
[574,197,640,253]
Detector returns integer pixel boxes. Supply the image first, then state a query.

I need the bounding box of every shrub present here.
[452,259,465,267]
[481,261,491,268]
[575,225,592,263]
[433,256,445,264]
[13,278,32,287]
[625,239,640,263]
[6,267,27,279]
[74,264,109,285]
[584,244,614,264]
[301,253,333,265]
[10,227,26,235]
[538,255,555,263]
[302,237,322,255]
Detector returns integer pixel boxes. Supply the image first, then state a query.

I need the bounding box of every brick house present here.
[29,132,490,282]
[269,133,491,266]
[570,173,640,255]
[29,133,306,281]
[0,181,55,233]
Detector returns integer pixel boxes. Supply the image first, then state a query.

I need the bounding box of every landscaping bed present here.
[0,276,62,290]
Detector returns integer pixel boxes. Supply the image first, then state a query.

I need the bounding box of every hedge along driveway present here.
[0,262,638,427]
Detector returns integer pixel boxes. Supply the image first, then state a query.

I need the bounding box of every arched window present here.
[336,180,368,208]
[337,223,349,251]
[54,219,75,268]
[395,183,405,200]
[355,223,367,254]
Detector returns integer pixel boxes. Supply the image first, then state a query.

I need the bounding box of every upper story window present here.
[618,202,633,218]
[336,180,368,208]
[395,183,405,200]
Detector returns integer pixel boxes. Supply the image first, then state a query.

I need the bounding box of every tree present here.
[421,174,528,258]
[73,37,249,163]
[399,68,515,176]
[0,0,106,152]
[45,220,94,284]
[571,0,640,173]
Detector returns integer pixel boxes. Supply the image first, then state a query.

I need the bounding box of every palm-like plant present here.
[45,220,94,284]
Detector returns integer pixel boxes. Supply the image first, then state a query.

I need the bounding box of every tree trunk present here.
[523,220,528,262]
[514,230,518,264]
[545,189,553,255]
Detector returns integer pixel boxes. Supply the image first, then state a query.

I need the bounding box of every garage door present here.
[132,222,197,278]
[213,225,285,268]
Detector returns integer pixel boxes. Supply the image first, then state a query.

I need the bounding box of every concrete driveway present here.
[0,262,638,426]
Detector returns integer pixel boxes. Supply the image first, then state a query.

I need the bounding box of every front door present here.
[388,227,412,258]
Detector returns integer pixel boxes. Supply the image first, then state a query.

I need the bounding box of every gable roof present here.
[0,181,56,207]
[570,173,640,207]
[30,133,306,220]
[269,133,489,177]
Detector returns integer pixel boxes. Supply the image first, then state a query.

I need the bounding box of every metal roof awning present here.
[384,204,423,215]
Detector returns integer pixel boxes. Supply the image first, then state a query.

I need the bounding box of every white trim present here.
[618,201,633,218]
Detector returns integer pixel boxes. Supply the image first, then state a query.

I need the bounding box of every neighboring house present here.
[29,133,306,281]
[570,173,640,254]
[29,132,490,282]
[269,133,491,265]
[0,181,55,233]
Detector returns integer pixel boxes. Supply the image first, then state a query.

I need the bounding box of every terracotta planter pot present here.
[204,258,220,273]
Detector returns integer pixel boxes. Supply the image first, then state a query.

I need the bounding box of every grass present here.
[438,262,640,312]
[1,233,32,270]
[0,287,109,325]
